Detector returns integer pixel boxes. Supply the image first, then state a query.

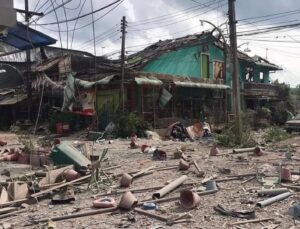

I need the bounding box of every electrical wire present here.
[70,0,87,49]
[79,30,119,50]
[61,0,69,49]
[90,0,97,72]
[239,9,300,22]
[130,0,226,27]
[33,0,124,33]
[78,26,119,47]
[127,2,227,32]
[38,0,123,25]
[33,0,42,12]
[130,0,222,25]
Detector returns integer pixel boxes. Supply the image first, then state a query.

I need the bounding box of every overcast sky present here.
[14,0,300,86]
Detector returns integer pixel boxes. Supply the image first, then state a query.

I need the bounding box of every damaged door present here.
[96,89,120,130]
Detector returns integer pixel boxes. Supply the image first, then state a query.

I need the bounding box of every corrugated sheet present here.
[135,77,162,85]
[142,46,200,78]
[173,81,230,89]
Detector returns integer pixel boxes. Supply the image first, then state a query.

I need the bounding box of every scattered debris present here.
[180,189,200,209]
[214,204,255,219]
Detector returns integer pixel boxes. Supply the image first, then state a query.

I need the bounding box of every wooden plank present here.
[31,174,91,198]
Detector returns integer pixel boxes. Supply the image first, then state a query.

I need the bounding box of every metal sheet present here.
[173,81,230,89]
[0,94,27,105]
[0,22,56,50]
[135,77,162,85]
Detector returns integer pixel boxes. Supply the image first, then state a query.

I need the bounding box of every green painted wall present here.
[142,46,201,78]
[142,43,225,81]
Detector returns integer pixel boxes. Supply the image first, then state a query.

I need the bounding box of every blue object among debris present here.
[0,22,56,50]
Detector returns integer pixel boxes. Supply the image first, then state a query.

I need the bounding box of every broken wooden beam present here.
[32,207,118,223]
[31,174,91,198]
[0,209,27,220]
[134,208,169,222]
[229,217,274,226]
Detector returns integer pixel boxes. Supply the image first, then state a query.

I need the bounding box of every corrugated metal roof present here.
[173,81,230,89]
[135,77,162,85]
[0,94,27,105]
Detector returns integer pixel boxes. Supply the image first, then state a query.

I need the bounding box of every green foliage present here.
[216,118,256,148]
[113,111,150,138]
[256,107,271,120]
[270,81,295,125]
[264,126,291,143]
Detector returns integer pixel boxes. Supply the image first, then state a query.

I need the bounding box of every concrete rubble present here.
[0,132,299,228]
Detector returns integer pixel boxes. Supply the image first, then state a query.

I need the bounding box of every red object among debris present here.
[141,144,149,152]
[56,123,69,134]
[281,167,291,182]
[93,197,116,208]
[0,141,7,146]
[54,138,61,145]
[0,152,19,161]
[253,147,263,156]
[64,169,80,181]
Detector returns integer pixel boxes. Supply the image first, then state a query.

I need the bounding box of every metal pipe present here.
[257,188,289,197]
[152,175,188,199]
[256,192,292,208]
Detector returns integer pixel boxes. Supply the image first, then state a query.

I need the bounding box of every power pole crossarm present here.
[228,0,242,140]
[120,16,127,112]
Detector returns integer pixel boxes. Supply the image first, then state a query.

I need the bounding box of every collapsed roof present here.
[126,32,282,71]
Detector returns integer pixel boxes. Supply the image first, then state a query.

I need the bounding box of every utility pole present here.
[228,0,242,139]
[25,0,32,121]
[120,16,127,112]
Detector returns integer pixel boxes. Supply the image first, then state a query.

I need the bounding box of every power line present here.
[34,0,124,33]
[78,30,120,50]
[130,0,225,27]
[37,0,123,25]
[130,0,220,25]
[239,9,300,22]
[70,0,87,49]
[127,2,227,32]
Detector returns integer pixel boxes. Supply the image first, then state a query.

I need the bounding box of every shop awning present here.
[135,77,163,86]
[0,22,56,50]
[75,75,116,89]
[173,81,230,89]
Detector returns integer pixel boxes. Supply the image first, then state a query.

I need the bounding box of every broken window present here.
[245,67,254,82]
[260,72,264,83]
[201,54,209,79]
[213,61,224,80]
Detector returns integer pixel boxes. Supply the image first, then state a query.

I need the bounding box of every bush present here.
[271,101,290,125]
[216,119,257,148]
[264,126,291,143]
[113,111,150,138]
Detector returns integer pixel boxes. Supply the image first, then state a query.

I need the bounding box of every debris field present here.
[0,132,300,229]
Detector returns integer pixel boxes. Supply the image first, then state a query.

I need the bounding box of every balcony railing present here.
[243,82,279,98]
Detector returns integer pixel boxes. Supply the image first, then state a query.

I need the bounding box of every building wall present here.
[142,43,225,81]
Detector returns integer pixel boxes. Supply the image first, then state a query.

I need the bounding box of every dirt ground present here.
[1,132,300,229]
